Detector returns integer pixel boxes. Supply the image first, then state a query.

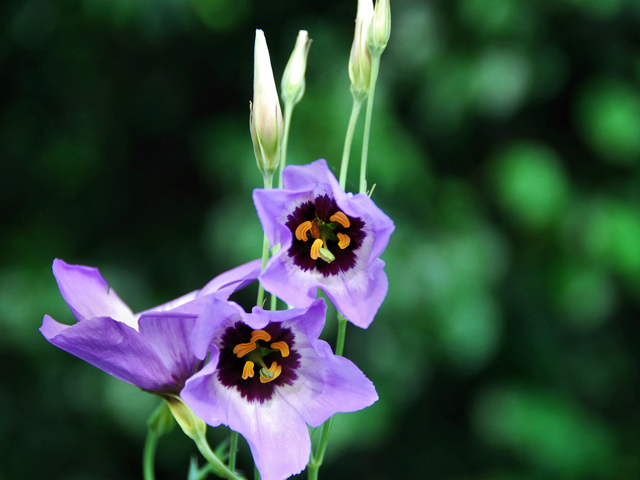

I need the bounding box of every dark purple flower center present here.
[285,194,366,277]
[217,321,300,403]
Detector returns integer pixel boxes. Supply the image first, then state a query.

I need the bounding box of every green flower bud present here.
[250,29,283,178]
[367,0,391,57]
[281,30,311,108]
[349,0,374,101]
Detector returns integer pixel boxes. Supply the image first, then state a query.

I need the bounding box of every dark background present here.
[2,0,640,479]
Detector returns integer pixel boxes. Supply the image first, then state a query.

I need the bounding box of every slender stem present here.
[256,174,274,307]
[278,103,295,189]
[339,98,364,191]
[228,431,239,473]
[254,465,261,480]
[335,313,348,356]
[194,434,245,480]
[270,293,278,310]
[143,428,159,480]
[307,417,335,479]
[306,314,348,478]
[359,55,381,194]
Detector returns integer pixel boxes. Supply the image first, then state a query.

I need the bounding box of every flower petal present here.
[139,259,262,317]
[190,298,246,360]
[183,365,310,480]
[199,258,262,298]
[323,258,389,329]
[137,313,199,388]
[276,340,378,427]
[40,314,177,392]
[281,159,341,194]
[52,259,136,328]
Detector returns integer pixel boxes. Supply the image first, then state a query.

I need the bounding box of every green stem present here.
[278,102,295,189]
[228,431,238,473]
[306,314,348,478]
[359,55,381,194]
[254,465,261,480]
[335,313,348,356]
[143,428,159,480]
[193,433,245,480]
[256,174,274,307]
[339,98,364,191]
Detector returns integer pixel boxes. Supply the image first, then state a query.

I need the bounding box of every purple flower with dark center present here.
[181,297,378,480]
[40,258,261,393]
[253,159,394,328]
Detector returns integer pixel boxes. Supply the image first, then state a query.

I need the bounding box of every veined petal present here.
[40,315,177,392]
[52,259,136,328]
[183,363,310,480]
[138,259,262,317]
[276,339,377,427]
[137,313,199,388]
[190,297,246,360]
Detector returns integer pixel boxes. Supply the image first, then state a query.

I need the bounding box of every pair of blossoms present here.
[42,160,394,480]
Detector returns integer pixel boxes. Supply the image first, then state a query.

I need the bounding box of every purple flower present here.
[253,159,394,328]
[181,297,377,480]
[40,258,261,393]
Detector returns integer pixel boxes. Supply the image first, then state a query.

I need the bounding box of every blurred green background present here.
[2,0,640,478]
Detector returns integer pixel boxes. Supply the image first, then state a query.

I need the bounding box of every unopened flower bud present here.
[282,30,311,108]
[367,0,391,57]
[250,29,283,178]
[349,0,374,100]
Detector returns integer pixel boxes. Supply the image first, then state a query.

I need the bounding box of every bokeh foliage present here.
[1,0,640,479]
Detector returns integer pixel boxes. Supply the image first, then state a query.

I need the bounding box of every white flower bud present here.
[349,0,374,100]
[250,29,283,177]
[367,0,391,57]
[282,30,311,108]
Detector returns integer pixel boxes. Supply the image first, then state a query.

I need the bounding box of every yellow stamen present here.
[232,341,256,358]
[330,211,350,228]
[337,233,351,249]
[295,221,312,241]
[242,361,255,379]
[251,329,271,342]
[271,341,290,357]
[259,362,282,383]
[310,238,323,260]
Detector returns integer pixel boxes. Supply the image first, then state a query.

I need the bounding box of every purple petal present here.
[276,339,377,427]
[258,248,318,308]
[183,365,310,480]
[190,298,246,360]
[40,314,177,392]
[199,258,262,298]
[52,259,136,328]
[249,299,326,332]
[348,193,395,262]
[253,188,307,248]
[139,259,262,317]
[137,313,199,387]
[281,159,341,194]
[323,258,389,329]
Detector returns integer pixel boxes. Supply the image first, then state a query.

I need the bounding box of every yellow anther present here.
[251,330,272,342]
[330,211,350,228]
[271,341,290,357]
[337,233,351,249]
[232,341,257,358]
[295,221,312,241]
[259,362,282,383]
[242,361,255,380]
[310,238,323,260]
